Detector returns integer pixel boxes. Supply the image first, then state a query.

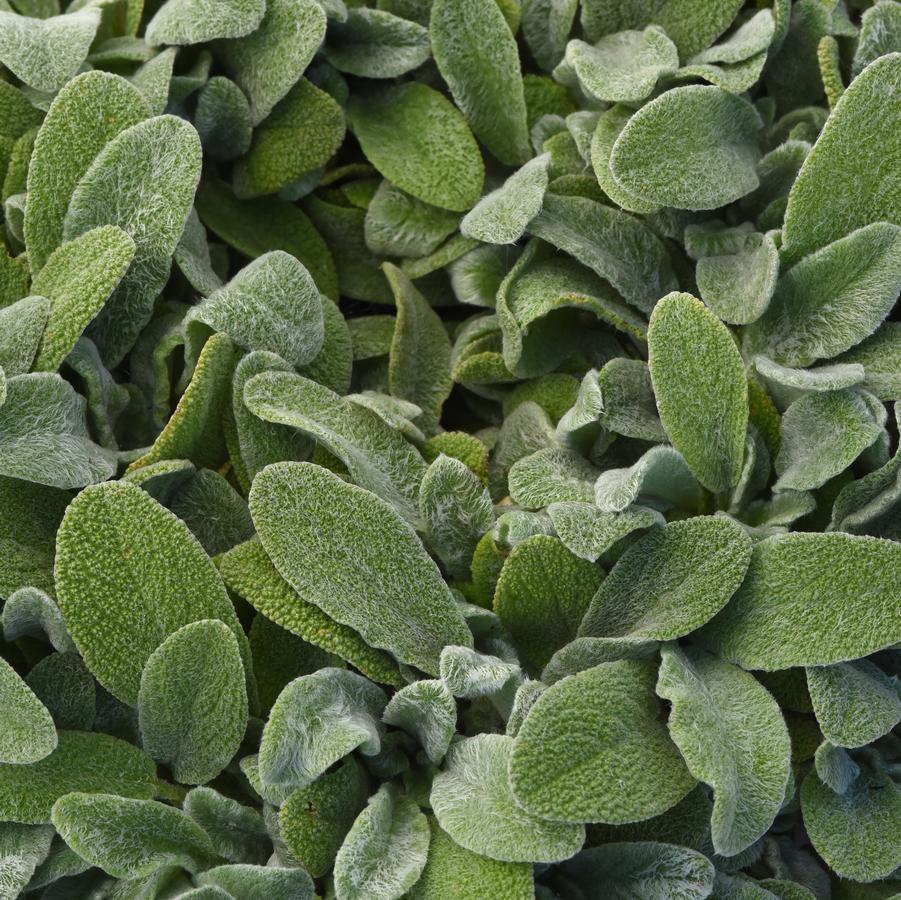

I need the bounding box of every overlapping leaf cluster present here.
[0,0,899,897]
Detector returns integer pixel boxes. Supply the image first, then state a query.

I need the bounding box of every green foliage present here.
[137,620,248,784]
[699,533,901,669]
[55,479,251,706]
[51,793,219,878]
[0,656,57,764]
[0,4,897,897]
[580,516,751,642]
[431,734,585,862]
[648,292,748,493]
[333,784,430,900]
[495,534,605,671]
[250,462,471,674]
[509,660,696,823]
[430,0,530,166]
[657,646,791,857]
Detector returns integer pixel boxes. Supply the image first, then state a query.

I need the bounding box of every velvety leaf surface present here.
[509,660,696,824]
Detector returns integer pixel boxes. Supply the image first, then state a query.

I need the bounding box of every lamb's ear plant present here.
[0,4,898,898]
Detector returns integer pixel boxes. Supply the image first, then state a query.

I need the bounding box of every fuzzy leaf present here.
[25,652,95,732]
[348,82,484,212]
[0,731,156,824]
[430,0,530,166]
[146,0,265,46]
[580,516,752,642]
[385,263,453,434]
[563,27,678,104]
[461,154,550,245]
[594,445,704,514]
[324,7,431,78]
[2,587,74,654]
[782,53,901,264]
[52,793,219,878]
[657,646,791,857]
[744,223,901,367]
[527,193,677,314]
[509,660,696,824]
[609,86,761,210]
[364,181,460,260]
[773,390,882,492]
[197,864,316,900]
[31,226,136,372]
[334,785,430,900]
[648,292,749,493]
[278,756,370,877]
[800,768,901,883]
[0,9,99,93]
[698,532,901,669]
[218,538,405,688]
[409,815,534,900]
[806,660,901,749]
[55,479,251,706]
[259,667,386,791]
[547,502,664,562]
[0,657,57,765]
[383,679,456,764]
[558,841,716,900]
[63,115,202,365]
[696,232,779,326]
[0,295,51,377]
[521,0,578,71]
[419,454,494,579]
[138,620,248,785]
[234,78,346,198]
[187,250,324,367]
[183,787,269,865]
[218,0,327,124]
[244,373,428,524]
[597,358,667,442]
[439,645,521,700]
[495,534,605,671]
[431,734,585,862]
[249,462,472,674]
[0,372,116,488]
[0,822,55,899]
[24,71,149,274]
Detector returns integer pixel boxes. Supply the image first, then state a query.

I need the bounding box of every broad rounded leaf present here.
[31,226,136,372]
[383,679,457,764]
[409,815,534,900]
[197,864,316,900]
[558,841,716,900]
[250,462,471,675]
[187,250,325,368]
[509,660,696,824]
[579,516,752,642]
[430,734,585,863]
[801,768,901,883]
[656,646,791,857]
[430,0,531,166]
[25,71,149,274]
[0,9,100,93]
[62,115,202,365]
[138,620,248,785]
[806,660,901,749]
[333,785,430,900]
[610,86,761,210]
[495,535,605,671]
[698,532,901,669]
[259,668,386,791]
[648,292,748,493]
[146,0,265,46]
[0,657,57,765]
[244,371,426,524]
[347,82,484,212]
[51,793,218,879]
[547,502,664,563]
[743,223,901,367]
[55,480,250,706]
[0,731,156,824]
[782,53,901,264]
